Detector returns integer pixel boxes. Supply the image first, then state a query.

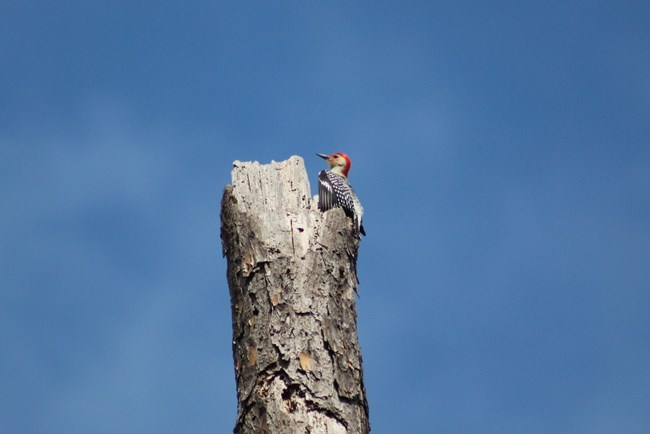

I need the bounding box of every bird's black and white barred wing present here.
[318,171,337,211]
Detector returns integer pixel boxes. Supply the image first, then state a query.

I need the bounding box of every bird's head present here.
[316,152,352,177]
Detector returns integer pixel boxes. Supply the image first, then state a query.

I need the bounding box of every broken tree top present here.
[220,155,369,433]
[224,155,362,261]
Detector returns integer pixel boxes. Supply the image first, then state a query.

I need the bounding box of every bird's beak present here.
[316,153,329,160]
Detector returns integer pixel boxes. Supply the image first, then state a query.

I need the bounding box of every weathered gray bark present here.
[220,156,369,434]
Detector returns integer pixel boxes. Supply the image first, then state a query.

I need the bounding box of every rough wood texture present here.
[220,156,369,434]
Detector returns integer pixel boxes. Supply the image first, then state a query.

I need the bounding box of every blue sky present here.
[2,1,649,433]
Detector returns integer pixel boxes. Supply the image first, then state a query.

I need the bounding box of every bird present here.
[316,152,365,236]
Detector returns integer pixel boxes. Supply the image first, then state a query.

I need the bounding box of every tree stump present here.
[220,156,369,434]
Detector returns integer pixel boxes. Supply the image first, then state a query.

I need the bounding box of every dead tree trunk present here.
[220,156,369,434]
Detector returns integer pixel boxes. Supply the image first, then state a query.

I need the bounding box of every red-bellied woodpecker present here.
[316,152,366,236]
